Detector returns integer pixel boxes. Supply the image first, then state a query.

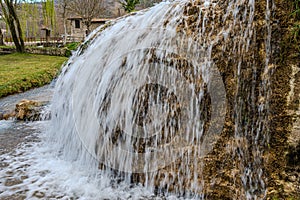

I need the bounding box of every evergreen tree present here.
[120,0,140,13]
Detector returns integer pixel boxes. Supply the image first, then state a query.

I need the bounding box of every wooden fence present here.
[4,36,84,44]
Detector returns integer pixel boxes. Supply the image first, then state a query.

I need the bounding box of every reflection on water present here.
[0,84,54,112]
[0,121,39,155]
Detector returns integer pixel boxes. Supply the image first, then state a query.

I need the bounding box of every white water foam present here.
[0,121,193,199]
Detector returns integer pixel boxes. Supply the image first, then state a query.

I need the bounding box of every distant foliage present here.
[120,0,140,13]
[19,1,39,38]
[42,0,56,31]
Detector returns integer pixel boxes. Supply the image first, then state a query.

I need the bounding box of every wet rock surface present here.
[122,0,300,199]
[0,1,299,199]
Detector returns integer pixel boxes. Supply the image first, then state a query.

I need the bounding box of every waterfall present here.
[50,0,272,198]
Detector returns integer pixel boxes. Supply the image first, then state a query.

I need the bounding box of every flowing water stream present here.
[0,0,273,199]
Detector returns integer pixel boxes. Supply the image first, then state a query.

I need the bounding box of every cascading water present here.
[50,0,272,199]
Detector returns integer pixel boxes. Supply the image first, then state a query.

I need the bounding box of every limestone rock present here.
[0,110,15,120]
[14,99,48,121]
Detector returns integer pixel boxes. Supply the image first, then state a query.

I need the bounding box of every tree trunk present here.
[13,12,25,52]
[1,0,25,53]
[0,28,4,46]
[63,19,67,45]
[62,10,67,45]
[85,20,91,36]
[6,15,23,52]
[45,29,50,44]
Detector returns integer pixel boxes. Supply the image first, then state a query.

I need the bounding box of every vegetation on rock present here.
[120,0,140,13]
[291,0,300,42]
[64,42,80,57]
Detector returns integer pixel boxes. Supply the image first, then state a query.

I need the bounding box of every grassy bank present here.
[0,53,67,98]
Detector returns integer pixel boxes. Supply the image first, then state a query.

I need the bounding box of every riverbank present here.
[0,53,67,98]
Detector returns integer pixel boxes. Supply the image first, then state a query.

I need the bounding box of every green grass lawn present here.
[0,53,67,98]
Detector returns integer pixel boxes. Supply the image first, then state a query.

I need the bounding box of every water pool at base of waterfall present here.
[0,120,189,200]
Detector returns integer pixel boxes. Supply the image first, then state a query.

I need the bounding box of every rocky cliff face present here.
[139,0,300,198]
[56,0,299,198]
[267,0,300,198]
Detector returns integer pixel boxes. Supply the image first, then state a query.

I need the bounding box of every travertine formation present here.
[50,0,299,199]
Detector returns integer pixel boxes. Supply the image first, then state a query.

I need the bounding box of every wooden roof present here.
[67,17,113,23]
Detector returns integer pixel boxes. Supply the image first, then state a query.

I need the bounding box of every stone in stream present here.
[0,110,15,120]
[0,99,50,121]
[15,99,50,121]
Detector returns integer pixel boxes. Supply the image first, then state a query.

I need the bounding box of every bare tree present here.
[0,0,24,52]
[58,0,70,44]
[68,0,104,36]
